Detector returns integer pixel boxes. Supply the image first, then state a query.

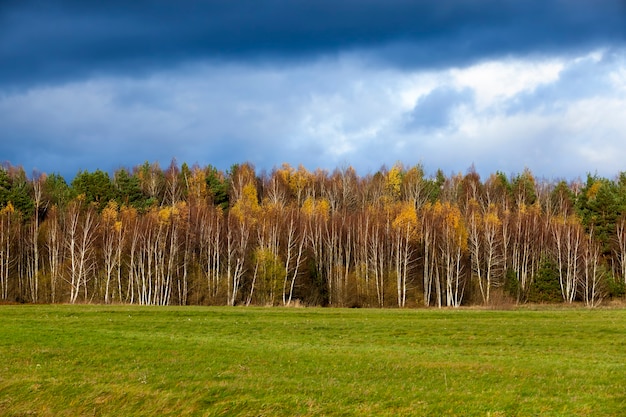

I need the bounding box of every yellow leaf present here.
[1,202,15,215]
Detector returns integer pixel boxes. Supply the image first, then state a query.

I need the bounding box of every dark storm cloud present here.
[1,0,625,88]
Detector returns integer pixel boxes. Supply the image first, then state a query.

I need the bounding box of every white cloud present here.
[1,49,626,180]
[450,58,564,109]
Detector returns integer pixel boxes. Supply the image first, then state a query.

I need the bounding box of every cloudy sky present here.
[2,1,626,181]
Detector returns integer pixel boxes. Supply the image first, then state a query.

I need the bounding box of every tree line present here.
[1,160,625,307]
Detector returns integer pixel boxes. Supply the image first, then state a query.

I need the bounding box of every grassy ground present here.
[0,305,625,416]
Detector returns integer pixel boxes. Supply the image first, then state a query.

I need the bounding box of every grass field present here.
[0,305,625,416]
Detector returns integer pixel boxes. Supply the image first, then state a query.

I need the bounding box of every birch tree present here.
[101,201,124,303]
[27,172,45,302]
[420,203,438,306]
[552,214,582,303]
[0,203,16,300]
[434,201,468,307]
[227,183,259,305]
[615,214,626,285]
[282,207,306,306]
[391,202,418,307]
[43,205,63,303]
[467,199,503,304]
[581,227,604,307]
[65,197,99,304]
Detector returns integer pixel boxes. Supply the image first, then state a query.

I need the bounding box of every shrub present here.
[528,259,562,303]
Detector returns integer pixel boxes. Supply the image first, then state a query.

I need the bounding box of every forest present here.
[1,159,626,307]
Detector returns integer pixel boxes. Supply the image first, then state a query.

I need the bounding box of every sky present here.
[2,1,626,181]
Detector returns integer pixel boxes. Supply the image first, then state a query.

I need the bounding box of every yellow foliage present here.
[301,197,315,217]
[278,163,292,180]
[230,204,244,223]
[435,201,468,251]
[230,184,261,224]
[392,203,418,231]
[316,199,330,220]
[484,210,501,228]
[587,181,602,201]
[158,207,173,224]
[101,201,119,224]
[467,198,481,214]
[566,215,581,228]
[261,198,280,213]
[386,165,402,199]
[157,203,187,225]
[254,247,282,268]
[120,205,138,224]
[0,202,15,216]
[242,184,260,209]
[289,165,310,196]
[432,200,444,216]
[175,200,187,212]
[188,167,208,200]
[300,197,330,221]
[444,205,461,229]
[454,221,468,251]
[174,201,189,223]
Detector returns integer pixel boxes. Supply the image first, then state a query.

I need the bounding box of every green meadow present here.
[0,306,625,416]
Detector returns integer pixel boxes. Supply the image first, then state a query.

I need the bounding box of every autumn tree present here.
[459,166,484,212]
[120,205,140,304]
[302,196,331,305]
[484,172,512,211]
[511,168,537,208]
[227,182,259,305]
[184,165,209,205]
[0,203,17,300]
[65,196,99,304]
[391,202,418,307]
[229,163,257,204]
[101,201,123,303]
[195,201,225,303]
[551,214,582,303]
[135,161,165,206]
[401,164,433,209]
[164,159,182,206]
[5,158,626,307]
[508,203,544,302]
[420,202,438,306]
[27,172,46,302]
[466,200,503,304]
[615,213,626,285]
[385,163,403,203]
[581,226,605,307]
[281,206,306,306]
[248,194,283,305]
[41,204,62,303]
[433,201,468,307]
[287,164,312,206]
